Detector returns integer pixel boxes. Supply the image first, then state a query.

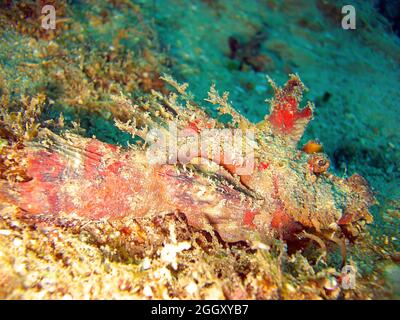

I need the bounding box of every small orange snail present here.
[302,140,323,154]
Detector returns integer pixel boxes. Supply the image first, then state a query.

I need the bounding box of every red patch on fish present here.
[271,207,291,229]
[337,213,353,225]
[258,161,270,171]
[269,96,312,135]
[243,210,258,228]
[187,119,201,133]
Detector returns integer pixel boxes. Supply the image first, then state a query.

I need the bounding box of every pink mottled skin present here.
[2,136,263,242]
[1,131,371,244]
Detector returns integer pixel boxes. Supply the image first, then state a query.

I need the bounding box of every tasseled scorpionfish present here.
[0,75,375,254]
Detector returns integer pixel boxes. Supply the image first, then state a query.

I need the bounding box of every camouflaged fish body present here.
[0,75,375,245]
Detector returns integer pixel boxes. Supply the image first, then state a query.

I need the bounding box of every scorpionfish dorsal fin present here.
[264,74,314,144]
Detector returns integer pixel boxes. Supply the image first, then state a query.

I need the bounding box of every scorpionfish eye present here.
[308,155,330,174]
